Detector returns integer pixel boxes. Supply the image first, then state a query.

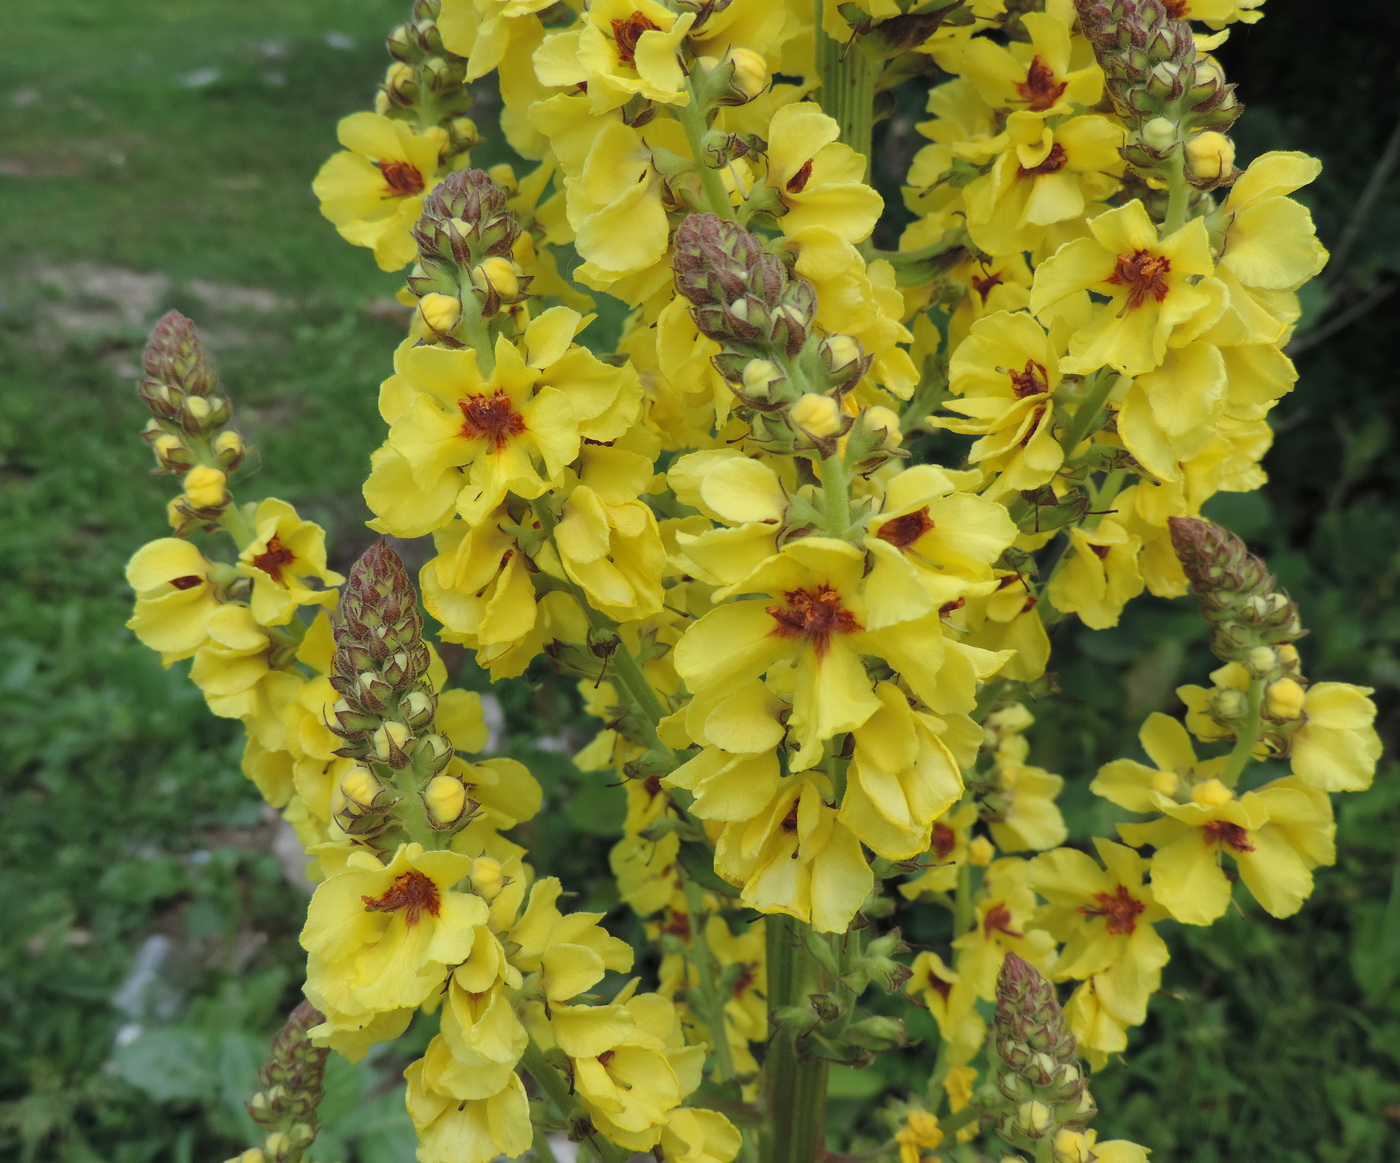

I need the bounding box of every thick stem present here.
[819,450,852,539]
[1162,148,1190,236]
[761,916,830,1163]
[814,2,875,170]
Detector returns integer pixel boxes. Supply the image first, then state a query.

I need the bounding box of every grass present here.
[1,1,1397,1161]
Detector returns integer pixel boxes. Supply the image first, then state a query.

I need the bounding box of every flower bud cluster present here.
[378,0,476,155]
[672,213,874,454]
[328,542,474,841]
[992,954,1096,1151]
[230,1000,329,1163]
[1168,517,1303,663]
[407,169,530,342]
[137,310,248,531]
[1074,0,1241,190]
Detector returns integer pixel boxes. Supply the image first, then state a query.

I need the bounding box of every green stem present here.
[953,859,973,942]
[682,878,740,1084]
[761,916,829,1163]
[1219,678,1266,788]
[819,450,852,539]
[679,76,737,221]
[1057,369,1117,456]
[814,1,875,169]
[1162,147,1190,236]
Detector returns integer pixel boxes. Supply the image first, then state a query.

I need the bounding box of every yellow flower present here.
[895,1108,943,1163]
[963,112,1124,257]
[405,1056,532,1163]
[189,605,302,750]
[534,0,696,112]
[1045,516,1145,629]
[1092,711,1225,812]
[1030,200,1217,376]
[548,991,705,1152]
[941,310,1065,492]
[312,112,448,271]
[711,767,874,933]
[507,877,635,1002]
[659,1107,743,1163]
[1287,683,1382,793]
[762,103,883,244]
[1029,840,1169,1014]
[906,951,985,1066]
[952,857,1057,999]
[555,442,667,621]
[301,843,486,1017]
[933,3,1104,118]
[1117,777,1336,924]
[126,538,226,660]
[839,683,965,861]
[236,498,343,627]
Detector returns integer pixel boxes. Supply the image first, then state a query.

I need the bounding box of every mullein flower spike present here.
[119,0,1380,1160]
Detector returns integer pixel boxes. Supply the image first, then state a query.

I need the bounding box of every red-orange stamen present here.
[1020,141,1068,177]
[786,159,815,194]
[1007,359,1048,399]
[983,903,1023,940]
[252,535,296,584]
[1204,820,1255,852]
[459,392,527,451]
[1015,56,1068,112]
[877,507,935,550]
[766,584,862,659]
[1078,884,1146,935]
[169,574,203,591]
[1107,249,1172,311]
[379,159,425,197]
[361,870,441,927]
[611,12,661,65]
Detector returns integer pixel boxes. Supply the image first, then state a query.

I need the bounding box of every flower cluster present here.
[122,0,1381,1160]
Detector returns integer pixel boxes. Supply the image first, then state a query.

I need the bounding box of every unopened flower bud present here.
[213,430,247,470]
[1190,779,1233,808]
[400,689,436,730]
[262,1133,290,1158]
[741,358,784,400]
[790,393,843,437]
[470,855,505,900]
[968,836,995,866]
[425,774,468,825]
[861,405,904,448]
[152,433,193,470]
[371,720,413,767]
[1208,687,1248,722]
[1245,646,1276,676]
[1016,1100,1053,1137]
[1266,677,1306,720]
[472,255,520,299]
[182,465,228,510]
[1053,1129,1093,1163]
[727,47,767,102]
[1142,116,1178,151]
[340,766,381,809]
[1186,130,1235,183]
[419,291,461,334]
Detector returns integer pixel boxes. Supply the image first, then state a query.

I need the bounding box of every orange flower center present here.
[877,507,935,550]
[1020,142,1068,177]
[611,12,661,65]
[1078,884,1146,935]
[1015,56,1068,112]
[1203,819,1255,852]
[252,535,296,584]
[931,822,957,860]
[1163,0,1189,17]
[379,159,425,197]
[1007,359,1048,399]
[597,1049,617,1068]
[924,966,953,1001]
[459,392,527,451]
[169,574,203,591]
[361,870,441,927]
[786,158,814,194]
[971,270,1004,301]
[983,902,1023,940]
[732,963,757,998]
[1107,249,1172,311]
[767,584,862,659]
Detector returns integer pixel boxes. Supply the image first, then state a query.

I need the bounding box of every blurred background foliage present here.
[0,1,1396,1160]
